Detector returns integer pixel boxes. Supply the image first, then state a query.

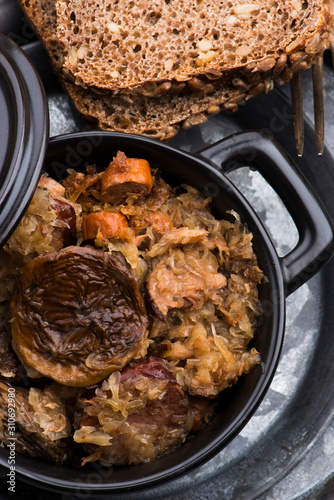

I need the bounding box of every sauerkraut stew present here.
[0,151,263,467]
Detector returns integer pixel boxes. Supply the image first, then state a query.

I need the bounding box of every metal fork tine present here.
[290,72,304,157]
[312,57,325,156]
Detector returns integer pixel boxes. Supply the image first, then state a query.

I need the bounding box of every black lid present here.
[0,33,48,247]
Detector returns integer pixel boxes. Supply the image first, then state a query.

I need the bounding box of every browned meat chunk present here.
[0,306,19,379]
[63,169,102,205]
[37,177,77,248]
[73,357,193,466]
[4,183,77,257]
[0,381,70,464]
[52,198,77,247]
[135,211,174,242]
[38,177,66,198]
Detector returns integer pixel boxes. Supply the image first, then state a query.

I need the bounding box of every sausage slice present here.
[81,212,132,241]
[0,381,70,464]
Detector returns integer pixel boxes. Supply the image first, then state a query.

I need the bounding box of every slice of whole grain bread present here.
[65,80,236,139]
[15,0,226,138]
[17,0,334,140]
[55,0,333,97]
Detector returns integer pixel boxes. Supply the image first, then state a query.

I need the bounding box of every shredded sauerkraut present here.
[0,152,264,467]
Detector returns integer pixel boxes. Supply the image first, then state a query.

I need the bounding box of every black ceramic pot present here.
[1,130,331,495]
[0,33,48,247]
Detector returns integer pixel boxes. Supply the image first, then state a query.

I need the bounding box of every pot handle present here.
[197,130,334,296]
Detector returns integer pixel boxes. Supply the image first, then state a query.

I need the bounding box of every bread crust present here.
[17,0,334,140]
[55,0,333,96]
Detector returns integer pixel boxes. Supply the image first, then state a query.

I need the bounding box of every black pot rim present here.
[0,130,286,494]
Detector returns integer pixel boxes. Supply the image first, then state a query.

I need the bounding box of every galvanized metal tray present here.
[1,5,334,498]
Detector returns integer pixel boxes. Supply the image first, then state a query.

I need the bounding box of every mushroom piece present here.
[10,246,148,387]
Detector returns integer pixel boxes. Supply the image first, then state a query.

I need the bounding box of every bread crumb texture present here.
[56,0,333,91]
[17,0,334,139]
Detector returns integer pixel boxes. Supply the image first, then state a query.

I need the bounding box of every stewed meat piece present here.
[0,305,19,379]
[4,180,77,257]
[73,357,193,465]
[38,177,77,247]
[0,381,70,464]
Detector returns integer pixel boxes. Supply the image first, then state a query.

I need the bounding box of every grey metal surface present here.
[1,31,334,498]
